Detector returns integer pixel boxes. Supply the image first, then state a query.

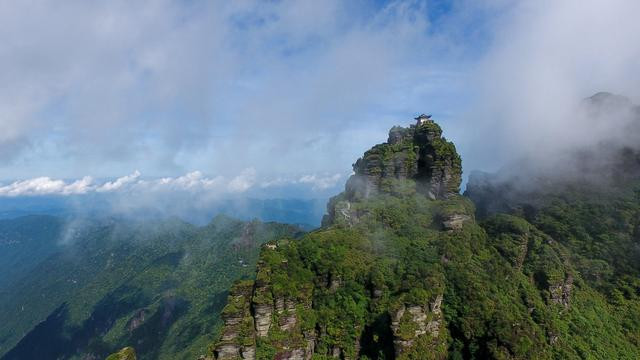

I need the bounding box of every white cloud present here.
[456,0,640,173]
[228,168,257,193]
[258,173,343,191]
[62,176,94,195]
[154,171,224,191]
[0,176,94,196]
[0,170,251,197]
[0,0,466,181]
[298,173,342,190]
[96,170,141,192]
[2,0,636,184]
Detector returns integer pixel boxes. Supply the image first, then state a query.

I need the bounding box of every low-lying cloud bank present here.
[457,0,640,175]
[0,170,344,198]
[0,170,344,226]
[0,0,469,181]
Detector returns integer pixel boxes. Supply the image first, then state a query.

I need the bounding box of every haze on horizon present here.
[1,0,640,200]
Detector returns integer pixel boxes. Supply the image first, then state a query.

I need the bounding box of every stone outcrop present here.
[350,121,460,200]
[106,347,137,360]
[441,213,472,231]
[390,294,444,357]
[324,118,462,226]
[549,275,573,308]
[278,299,298,331]
[214,281,256,360]
[253,301,272,337]
[126,309,148,332]
[214,253,314,360]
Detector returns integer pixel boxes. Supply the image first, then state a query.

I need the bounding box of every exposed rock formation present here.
[212,118,461,359]
[441,213,472,231]
[350,122,460,200]
[106,347,137,360]
[211,103,640,359]
[126,309,148,332]
[390,294,444,357]
[549,275,573,308]
[324,119,462,226]
[214,281,256,360]
[214,249,314,360]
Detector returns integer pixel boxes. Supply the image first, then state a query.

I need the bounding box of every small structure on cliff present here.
[414,113,432,125]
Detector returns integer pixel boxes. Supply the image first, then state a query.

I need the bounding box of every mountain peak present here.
[322,117,462,226]
[585,91,633,109]
[347,118,461,201]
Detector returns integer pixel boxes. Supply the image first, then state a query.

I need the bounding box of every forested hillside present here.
[0,215,301,360]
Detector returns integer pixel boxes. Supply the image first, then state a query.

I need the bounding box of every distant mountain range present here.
[0,196,327,229]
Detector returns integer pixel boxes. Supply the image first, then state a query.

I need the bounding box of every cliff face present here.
[215,281,257,360]
[323,121,462,227]
[214,237,450,360]
[345,122,461,201]
[214,243,316,360]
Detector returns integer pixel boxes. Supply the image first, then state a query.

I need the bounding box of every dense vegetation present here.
[0,215,64,291]
[215,187,640,359]
[0,215,301,360]
[213,120,640,359]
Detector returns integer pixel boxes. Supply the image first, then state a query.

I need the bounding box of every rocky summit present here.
[346,121,461,201]
[323,120,462,227]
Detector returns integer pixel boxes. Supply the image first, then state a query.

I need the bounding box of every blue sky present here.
[1,0,639,199]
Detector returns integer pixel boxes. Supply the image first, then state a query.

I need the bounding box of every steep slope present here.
[0,215,301,360]
[211,117,640,359]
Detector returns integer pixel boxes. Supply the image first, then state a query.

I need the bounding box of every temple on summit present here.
[414,113,432,125]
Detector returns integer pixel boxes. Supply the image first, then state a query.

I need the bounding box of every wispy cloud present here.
[0,0,473,181]
[0,176,94,196]
[456,0,640,173]
[227,168,257,193]
[96,171,141,192]
[0,169,344,198]
[297,174,342,191]
[2,0,638,186]
[259,173,343,191]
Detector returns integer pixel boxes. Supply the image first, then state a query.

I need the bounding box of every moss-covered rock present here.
[324,118,462,227]
[105,347,136,360]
